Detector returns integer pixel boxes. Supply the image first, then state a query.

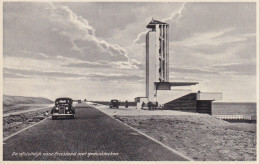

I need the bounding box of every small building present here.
[135,97,148,109]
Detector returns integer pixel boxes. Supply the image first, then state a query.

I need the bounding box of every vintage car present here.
[109,99,119,109]
[51,98,75,119]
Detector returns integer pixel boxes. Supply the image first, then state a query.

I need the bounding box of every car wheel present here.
[116,106,119,109]
[71,114,76,119]
[52,116,56,120]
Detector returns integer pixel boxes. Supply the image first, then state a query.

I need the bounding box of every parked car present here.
[51,98,75,119]
[110,99,119,109]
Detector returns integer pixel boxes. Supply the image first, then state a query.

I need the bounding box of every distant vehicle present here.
[78,100,81,103]
[110,99,119,109]
[51,98,75,119]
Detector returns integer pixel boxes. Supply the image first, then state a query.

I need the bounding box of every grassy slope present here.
[3,95,54,113]
[3,95,53,107]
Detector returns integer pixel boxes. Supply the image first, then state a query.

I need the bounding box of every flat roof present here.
[155,82,198,86]
[146,19,168,28]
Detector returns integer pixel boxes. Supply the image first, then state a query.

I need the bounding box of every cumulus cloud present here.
[4,2,139,70]
[48,3,136,67]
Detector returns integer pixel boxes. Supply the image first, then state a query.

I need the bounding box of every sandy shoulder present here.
[92,104,256,161]
[117,115,256,161]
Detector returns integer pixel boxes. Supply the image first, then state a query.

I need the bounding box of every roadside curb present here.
[3,116,51,141]
[91,104,194,161]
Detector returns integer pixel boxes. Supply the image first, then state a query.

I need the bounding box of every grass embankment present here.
[3,95,53,114]
[117,114,256,161]
[3,95,54,138]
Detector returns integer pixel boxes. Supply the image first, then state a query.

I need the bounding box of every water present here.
[212,102,256,116]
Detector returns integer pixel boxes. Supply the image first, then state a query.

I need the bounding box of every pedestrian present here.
[45,110,49,116]
[141,102,145,109]
[125,100,129,108]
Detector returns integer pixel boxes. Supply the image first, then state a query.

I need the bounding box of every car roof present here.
[55,97,73,101]
[111,99,118,101]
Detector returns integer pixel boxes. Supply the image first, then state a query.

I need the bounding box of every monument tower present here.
[145,19,198,103]
[136,18,221,114]
[146,19,169,102]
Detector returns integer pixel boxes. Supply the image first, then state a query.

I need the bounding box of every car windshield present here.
[112,100,118,102]
[56,99,71,104]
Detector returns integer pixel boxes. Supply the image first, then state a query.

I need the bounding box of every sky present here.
[3,2,257,102]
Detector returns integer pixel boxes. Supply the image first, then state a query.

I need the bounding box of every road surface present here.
[3,103,188,161]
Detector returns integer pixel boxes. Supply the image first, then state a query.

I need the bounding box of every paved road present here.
[3,103,188,161]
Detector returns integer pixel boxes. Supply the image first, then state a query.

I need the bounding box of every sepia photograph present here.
[2,1,259,162]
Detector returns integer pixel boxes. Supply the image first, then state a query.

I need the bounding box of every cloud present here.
[212,62,256,75]
[173,28,252,48]
[60,55,142,69]
[64,62,109,68]
[4,72,28,79]
[48,3,136,67]
[162,2,186,23]
[4,67,85,78]
[5,50,50,60]
[171,61,256,77]
[3,2,256,102]
[87,73,143,82]
[132,2,186,45]
[4,2,139,70]
[171,66,218,75]
[133,30,149,44]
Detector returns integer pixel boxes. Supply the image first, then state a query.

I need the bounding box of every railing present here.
[197,92,222,101]
[213,115,256,120]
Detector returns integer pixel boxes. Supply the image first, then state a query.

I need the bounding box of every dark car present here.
[51,98,75,119]
[109,99,119,109]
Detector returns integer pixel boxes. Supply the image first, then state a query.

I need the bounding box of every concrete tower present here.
[146,19,169,102]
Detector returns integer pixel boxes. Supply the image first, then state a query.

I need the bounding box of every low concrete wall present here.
[163,93,197,112]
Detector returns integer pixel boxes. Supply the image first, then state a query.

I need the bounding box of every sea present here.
[212,102,257,117]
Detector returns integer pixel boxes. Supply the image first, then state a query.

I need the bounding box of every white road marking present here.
[93,104,194,161]
[3,116,51,141]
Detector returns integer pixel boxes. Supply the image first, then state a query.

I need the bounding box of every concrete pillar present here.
[166,25,169,81]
